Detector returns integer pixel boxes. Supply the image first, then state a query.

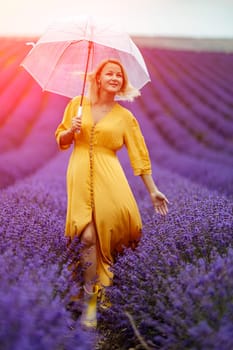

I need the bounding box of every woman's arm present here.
[140,174,169,216]
[59,128,74,147]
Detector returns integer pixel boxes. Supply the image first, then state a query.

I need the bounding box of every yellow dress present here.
[55,96,152,286]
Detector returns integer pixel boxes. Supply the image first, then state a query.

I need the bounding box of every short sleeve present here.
[124,114,152,176]
[55,96,80,150]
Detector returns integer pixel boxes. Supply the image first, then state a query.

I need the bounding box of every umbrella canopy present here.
[20,15,150,99]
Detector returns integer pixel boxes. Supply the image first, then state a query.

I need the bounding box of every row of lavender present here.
[137,47,233,197]
[0,37,69,188]
[0,152,96,349]
[0,37,233,349]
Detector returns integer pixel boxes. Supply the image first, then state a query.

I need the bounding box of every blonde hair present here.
[87,59,140,104]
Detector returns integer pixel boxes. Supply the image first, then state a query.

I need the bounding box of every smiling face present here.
[98,62,124,95]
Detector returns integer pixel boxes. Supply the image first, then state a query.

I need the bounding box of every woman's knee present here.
[81,222,96,247]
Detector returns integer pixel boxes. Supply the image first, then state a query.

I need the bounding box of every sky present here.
[0,0,233,38]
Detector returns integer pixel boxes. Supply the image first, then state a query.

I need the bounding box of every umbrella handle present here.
[77,105,82,118]
[75,105,82,134]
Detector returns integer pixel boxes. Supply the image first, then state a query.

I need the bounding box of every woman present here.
[55,58,169,328]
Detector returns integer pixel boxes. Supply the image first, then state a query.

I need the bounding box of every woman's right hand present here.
[71,115,82,133]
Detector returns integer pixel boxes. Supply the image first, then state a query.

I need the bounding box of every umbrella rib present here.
[42,40,87,91]
[43,40,93,99]
[42,41,73,91]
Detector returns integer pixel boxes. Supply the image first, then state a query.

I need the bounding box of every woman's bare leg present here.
[79,221,99,328]
[80,221,97,292]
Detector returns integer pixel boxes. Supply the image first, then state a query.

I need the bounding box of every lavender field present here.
[0,37,233,350]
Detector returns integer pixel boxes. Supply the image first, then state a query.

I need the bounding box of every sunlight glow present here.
[0,0,233,38]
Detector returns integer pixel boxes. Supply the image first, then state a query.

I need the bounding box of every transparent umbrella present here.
[21,15,150,116]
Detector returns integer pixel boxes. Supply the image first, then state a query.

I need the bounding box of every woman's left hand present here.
[150,190,169,216]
